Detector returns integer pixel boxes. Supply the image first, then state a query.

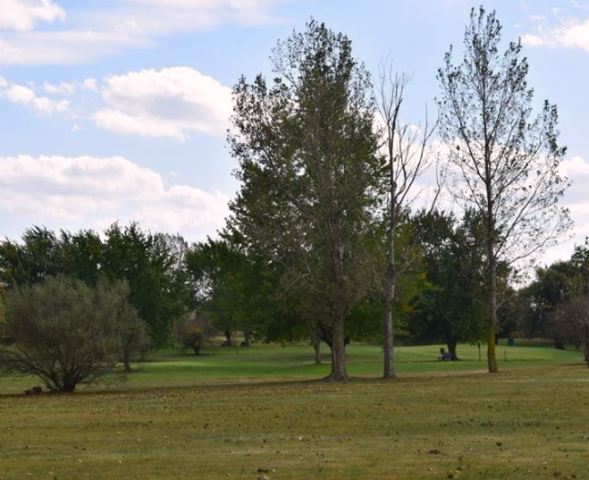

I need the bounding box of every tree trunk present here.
[447,337,459,361]
[583,323,589,367]
[554,337,565,350]
[313,333,322,365]
[383,263,396,379]
[243,331,251,347]
[329,312,347,381]
[487,256,498,373]
[223,329,233,347]
[123,349,132,372]
[327,218,348,381]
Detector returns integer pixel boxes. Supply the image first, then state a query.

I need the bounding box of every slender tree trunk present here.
[583,324,589,367]
[327,219,348,381]
[224,329,233,347]
[487,256,498,373]
[243,331,251,347]
[383,263,396,379]
[123,354,132,372]
[313,333,322,365]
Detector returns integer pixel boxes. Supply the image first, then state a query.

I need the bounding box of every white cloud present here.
[0,0,282,65]
[93,67,232,140]
[81,77,98,91]
[560,155,589,176]
[0,77,68,114]
[0,155,229,240]
[0,0,65,31]
[0,30,150,66]
[43,81,76,95]
[523,17,589,52]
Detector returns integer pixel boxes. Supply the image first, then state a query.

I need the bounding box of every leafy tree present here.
[0,276,141,392]
[0,228,102,288]
[102,224,188,348]
[437,7,570,372]
[519,241,589,346]
[228,20,380,380]
[409,210,485,359]
[0,227,62,286]
[185,238,296,347]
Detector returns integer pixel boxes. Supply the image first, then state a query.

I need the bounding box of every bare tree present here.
[376,60,438,379]
[437,7,571,372]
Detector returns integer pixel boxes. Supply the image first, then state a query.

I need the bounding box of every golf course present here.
[0,342,587,479]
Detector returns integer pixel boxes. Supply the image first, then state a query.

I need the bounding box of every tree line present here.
[0,6,581,390]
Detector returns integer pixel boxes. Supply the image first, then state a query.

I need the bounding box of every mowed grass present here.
[0,343,587,479]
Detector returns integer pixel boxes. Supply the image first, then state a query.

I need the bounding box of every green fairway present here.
[0,342,583,395]
[1,343,587,479]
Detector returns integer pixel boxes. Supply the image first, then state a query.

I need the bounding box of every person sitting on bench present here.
[438,347,451,361]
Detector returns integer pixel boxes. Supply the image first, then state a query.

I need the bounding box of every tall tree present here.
[228,20,380,380]
[437,7,570,372]
[376,62,438,379]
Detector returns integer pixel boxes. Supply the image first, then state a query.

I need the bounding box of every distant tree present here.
[551,297,589,366]
[228,20,380,380]
[0,225,187,350]
[102,224,189,348]
[0,276,142,392]
[0,227,61,285]
[437,7,570,372]
[409,210,485,359]
[519,241,589,346]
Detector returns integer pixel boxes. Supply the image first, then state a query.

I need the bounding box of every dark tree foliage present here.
[551,297,589,366]
[0,276,146,392]
[519,241,589,346]
[409,210,485,359]
[97,223,188,348]
[185,238,303,347]
[0,224,188,348]
[228,19,380,380]
[437,7,570,372]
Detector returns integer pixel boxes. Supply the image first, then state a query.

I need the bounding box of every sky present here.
[1,0,589,264]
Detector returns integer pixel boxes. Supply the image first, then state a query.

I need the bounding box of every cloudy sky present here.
[1,0,588,263]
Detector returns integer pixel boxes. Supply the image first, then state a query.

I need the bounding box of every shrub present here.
[0,276,147,392]
[176,323,206,355]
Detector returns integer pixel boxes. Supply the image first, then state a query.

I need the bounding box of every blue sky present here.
[1,0,589,263]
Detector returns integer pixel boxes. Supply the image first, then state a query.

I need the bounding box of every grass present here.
[0,343,587,479]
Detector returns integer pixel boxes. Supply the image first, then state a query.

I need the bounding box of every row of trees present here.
[0,6,577,388]
[226,7,569,379]
[0,224,188,348]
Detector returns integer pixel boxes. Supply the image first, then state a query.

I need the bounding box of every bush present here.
[176,322,206,355]
[0,276,148,392]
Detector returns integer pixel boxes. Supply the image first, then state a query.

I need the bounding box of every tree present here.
[228,20,380,380]
[102,224,188,348]
[437,7,570,372]
[0,276,142,392]
[551,297,589,366]
[376,62,438,378]
[0,224,189,349]
[409,210,485,360]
